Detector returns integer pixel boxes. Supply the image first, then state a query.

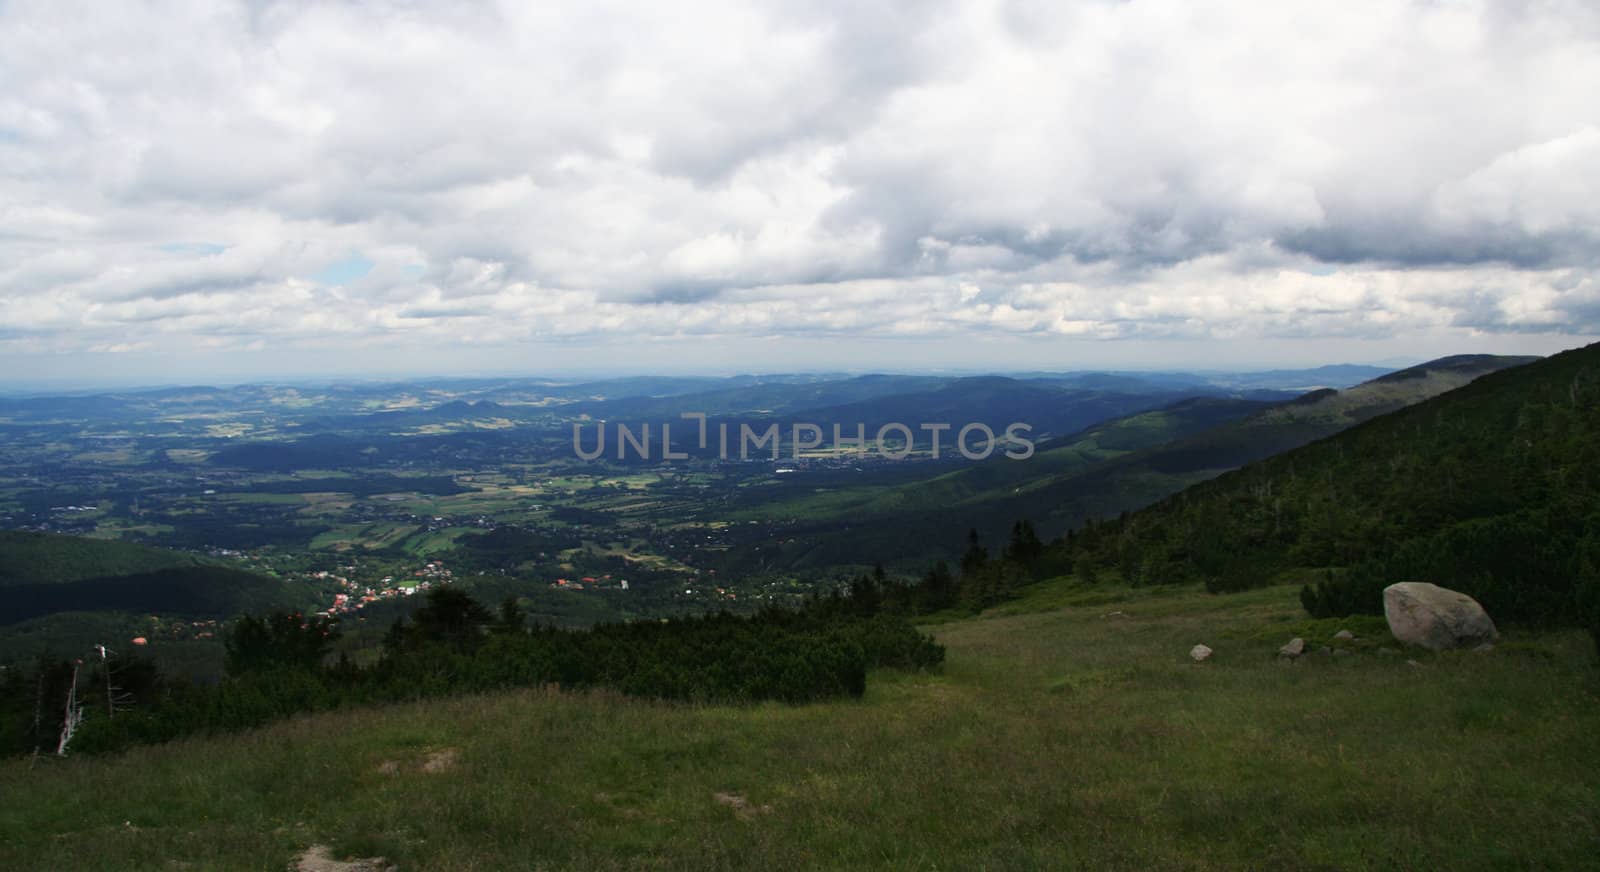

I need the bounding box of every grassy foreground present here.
[2,579,1597,870]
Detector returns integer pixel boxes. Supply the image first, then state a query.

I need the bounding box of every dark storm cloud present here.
[1277,224,1594,270]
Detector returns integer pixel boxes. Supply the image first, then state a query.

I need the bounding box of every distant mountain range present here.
[0,364,1398,420]
[0,350,1563,668]
[716,354,1538,570]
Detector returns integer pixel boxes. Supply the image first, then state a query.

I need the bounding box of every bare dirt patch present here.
[291,845,395,872]
[713,791,772,821]
[420,748,459,773]
[374,747,459,776]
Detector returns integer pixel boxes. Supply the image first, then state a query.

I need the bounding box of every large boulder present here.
[1383,582,1499,651]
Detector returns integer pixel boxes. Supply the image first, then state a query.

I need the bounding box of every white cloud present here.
[1433,126,1600,235]
[1,0,1598,370]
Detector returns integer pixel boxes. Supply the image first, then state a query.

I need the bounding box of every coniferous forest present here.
[1052,343,1600,648]
[2,584,944,757]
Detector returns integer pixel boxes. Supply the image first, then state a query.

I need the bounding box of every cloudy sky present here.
[2,0,1598,384]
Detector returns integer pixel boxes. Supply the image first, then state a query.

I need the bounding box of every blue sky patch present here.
[313,255,375,286]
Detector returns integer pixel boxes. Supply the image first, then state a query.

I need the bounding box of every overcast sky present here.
[2,0,1598,384]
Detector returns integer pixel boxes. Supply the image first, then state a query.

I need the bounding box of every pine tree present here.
[848,571,883,615]
[1004,520,1043,567]
[224,612,340,676]
[960,528,988,577]
[1577,539,1600,661]
[380,617,410,658]
[410,587,494,650]
[920,560,956,611]
[494,596,527,635]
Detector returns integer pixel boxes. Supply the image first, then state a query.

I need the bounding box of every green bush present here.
[46,588,944,756]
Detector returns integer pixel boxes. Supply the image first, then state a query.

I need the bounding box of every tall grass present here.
[2,579,1596,870]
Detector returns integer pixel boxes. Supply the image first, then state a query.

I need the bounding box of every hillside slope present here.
[717,354,1534,570]
[0,566,305,627]
[2,580,1594,870]
[1061,342,1598,629]
[0,531,310,632]
[1001,353,1538,532]
[0,531,203,587]
[769,376,1224,440]
[728,396,1273,523]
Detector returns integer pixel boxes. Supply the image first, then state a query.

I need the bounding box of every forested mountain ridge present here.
[720,353,1537,570]
[1058,342,1597,637]
[0,531,308,628]
[0,531,205,587]
[726,395,1274,523]
[1011,353,1542,519]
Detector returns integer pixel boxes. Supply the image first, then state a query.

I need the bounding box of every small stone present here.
[1332,648,1352,658]
[1377,647,1398,657]
[1473,643,1495,653]
[1318,646,1333,656]
[1190,644,1213,662]
[1333,629,1355,641]
[1406,659,1423,668]
[1278,638,1306,658]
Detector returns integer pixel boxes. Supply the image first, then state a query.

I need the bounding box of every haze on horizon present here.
[2,1,1598,386]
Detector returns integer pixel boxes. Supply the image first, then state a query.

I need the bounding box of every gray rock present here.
[1377,647,1398,657]
[1190,644,1213,662]
[1474,643,1495,653]
[1318,646,1333,656]
[1333,629,1355,641]
[1383,582,1499,651]
[1332,648,1352,658]
[1278,638,1306,658]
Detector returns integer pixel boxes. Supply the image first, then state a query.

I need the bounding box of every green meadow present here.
[3,577,1595,870]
